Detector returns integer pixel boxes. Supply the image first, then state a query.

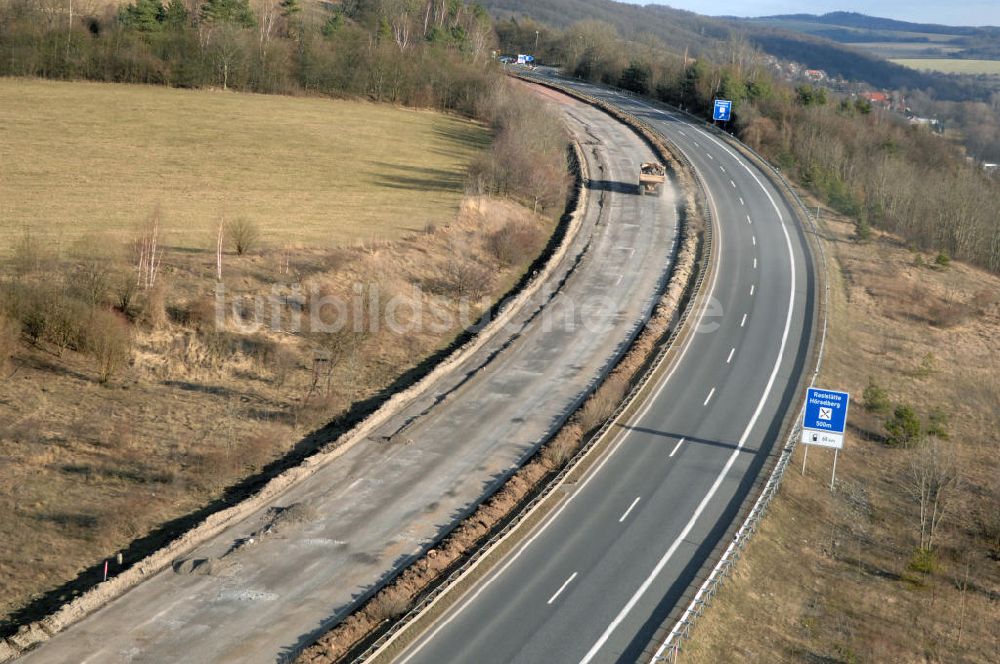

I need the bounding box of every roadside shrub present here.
[885,404,921,447]
[47,295,93,355]
[247,334,279,369]
[369,589,409,623]
[927,298,971,328]
[970,288,999,315]
[578,375,629,433]
[141,281,169,329]
[71,260,111,306]
[916,352,937,377]
[228,218,260,256]
[862,376,891,415]
[467,82,570,216]
[541,425,582,468]
[197,444,238,491]
[89,309,133,383]
[114,271,140,318]
[172,295,218,330]
[855,217,872,241]
[1,282,91,352]
[2,281,42,342]
[907,547,938,574]
[486,222,542,267]
[424,259,493,299]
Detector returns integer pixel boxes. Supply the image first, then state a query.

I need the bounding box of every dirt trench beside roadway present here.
[11,90,679,664]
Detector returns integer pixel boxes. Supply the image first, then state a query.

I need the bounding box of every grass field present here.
[0,78,488,255]
[890,58,1000,74]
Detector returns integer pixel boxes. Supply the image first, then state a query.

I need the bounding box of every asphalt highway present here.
[395,73,817,664]
[18,87,679,663]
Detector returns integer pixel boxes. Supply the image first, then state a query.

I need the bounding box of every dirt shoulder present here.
[682,199,1000,662]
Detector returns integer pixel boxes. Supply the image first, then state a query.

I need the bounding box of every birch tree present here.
[906,436,960,552]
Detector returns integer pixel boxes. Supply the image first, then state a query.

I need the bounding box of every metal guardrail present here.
[349,77,716,664]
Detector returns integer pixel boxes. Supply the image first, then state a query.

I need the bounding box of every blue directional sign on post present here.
[713,99,732,122]
[802,388,850,449]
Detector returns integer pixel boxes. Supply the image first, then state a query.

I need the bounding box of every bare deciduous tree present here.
[89,310,132,383]
[216,218,225,281]
[906,436,960,552]
[133,207,164,290]
[228,217,260,256]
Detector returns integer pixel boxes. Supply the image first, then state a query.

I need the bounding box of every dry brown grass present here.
[683,203,1000,663]
[0,194,554,633]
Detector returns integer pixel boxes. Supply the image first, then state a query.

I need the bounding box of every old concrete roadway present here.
[21,88,678,662]
[395,74,816,663]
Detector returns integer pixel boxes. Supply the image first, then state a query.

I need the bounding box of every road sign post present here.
[712,99,732,123]
[831,450,839,491]
[800,387,850,489]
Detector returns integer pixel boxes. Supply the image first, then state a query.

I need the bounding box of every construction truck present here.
[639,162,666,195]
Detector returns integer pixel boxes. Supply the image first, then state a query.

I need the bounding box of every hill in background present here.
[737,11,1000,61]
[484,1,992,99]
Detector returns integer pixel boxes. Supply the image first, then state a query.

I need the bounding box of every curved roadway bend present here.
[19,90,679,663]
[396,75,816,663]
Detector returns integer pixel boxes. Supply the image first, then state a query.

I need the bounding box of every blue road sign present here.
[802,388,850,449]
[713,99,732,122]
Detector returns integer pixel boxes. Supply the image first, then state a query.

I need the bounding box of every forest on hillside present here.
[495,15,1000,273]
[484,0,994,101]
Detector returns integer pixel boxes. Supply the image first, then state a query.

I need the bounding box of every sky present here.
[637,1,1000,27]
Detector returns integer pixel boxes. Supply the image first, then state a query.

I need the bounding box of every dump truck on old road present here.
[639,162,666,195]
